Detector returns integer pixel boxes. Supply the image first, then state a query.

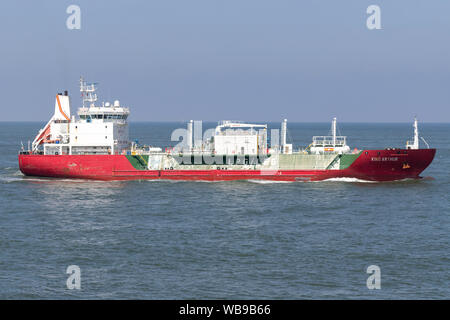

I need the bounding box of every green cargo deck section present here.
[126,155,149,170]
[339,153,361,169]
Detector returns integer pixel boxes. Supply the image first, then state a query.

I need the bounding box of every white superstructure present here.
[32,77,130,155]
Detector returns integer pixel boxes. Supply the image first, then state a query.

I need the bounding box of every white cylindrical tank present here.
[114,100,120,107]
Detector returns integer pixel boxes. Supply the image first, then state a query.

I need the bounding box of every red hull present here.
[18,149,436,182]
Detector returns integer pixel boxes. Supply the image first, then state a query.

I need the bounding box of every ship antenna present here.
[406,116,420,149]
[332,117,337,146]
[80,76,98,108]
[413,116,419,149]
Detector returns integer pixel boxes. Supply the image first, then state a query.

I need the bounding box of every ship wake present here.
[321,177,378,183]
[246,179,293,184]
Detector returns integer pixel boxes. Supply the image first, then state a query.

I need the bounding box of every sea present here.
[0,122,448,299]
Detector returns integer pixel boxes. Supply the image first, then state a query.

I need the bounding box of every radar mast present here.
[79,77,98,108]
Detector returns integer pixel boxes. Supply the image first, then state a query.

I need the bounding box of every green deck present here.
[126,155,149,170]
[339,152,361,169]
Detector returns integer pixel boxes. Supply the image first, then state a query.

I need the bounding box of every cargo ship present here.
[18,78,436,182]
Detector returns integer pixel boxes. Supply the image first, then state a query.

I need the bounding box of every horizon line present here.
[0,120,448,124]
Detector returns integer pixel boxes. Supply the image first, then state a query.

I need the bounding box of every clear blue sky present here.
[1,0,449,122]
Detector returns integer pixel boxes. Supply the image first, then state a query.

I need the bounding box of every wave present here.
[246,179,293,184]
[139,178,292,184]
[321,177,420,183]
[321,177,378,183]
[0,175,112,184]
[0,174,424,185]
[0,176,45,183]
[153,179,223,183]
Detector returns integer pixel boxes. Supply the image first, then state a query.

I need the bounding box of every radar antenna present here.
[80,76,98,107]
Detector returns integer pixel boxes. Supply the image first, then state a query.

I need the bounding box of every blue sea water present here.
[0,122,448,299]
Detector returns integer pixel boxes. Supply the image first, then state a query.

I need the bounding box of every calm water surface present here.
[0,122,448,299]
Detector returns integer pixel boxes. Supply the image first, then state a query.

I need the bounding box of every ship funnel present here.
[53,93,71,121]
[32,92,71,151]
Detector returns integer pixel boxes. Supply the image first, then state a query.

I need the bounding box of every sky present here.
[0,0,450,122]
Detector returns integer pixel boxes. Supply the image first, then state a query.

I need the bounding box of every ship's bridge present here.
[70,99,130,154]
[77,101,130,123]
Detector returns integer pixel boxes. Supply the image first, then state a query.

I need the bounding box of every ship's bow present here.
[345,148,436,181]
